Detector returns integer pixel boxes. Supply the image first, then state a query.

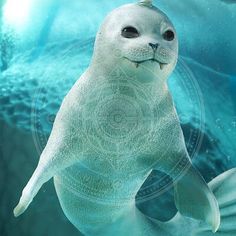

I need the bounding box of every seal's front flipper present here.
[13,164,50,217]
[193,168,236,236]
[174,166,220,233]
[13,131,79,217]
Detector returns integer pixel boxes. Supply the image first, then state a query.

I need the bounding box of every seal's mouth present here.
[124,57,169,70]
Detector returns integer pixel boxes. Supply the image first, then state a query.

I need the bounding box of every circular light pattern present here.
[78,77,156,159]
[32,59,204,204]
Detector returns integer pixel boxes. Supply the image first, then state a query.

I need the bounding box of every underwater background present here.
[0,0,236,235]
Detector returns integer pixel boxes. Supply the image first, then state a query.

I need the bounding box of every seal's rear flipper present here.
[193,168,236,236]
[174,166,220,233]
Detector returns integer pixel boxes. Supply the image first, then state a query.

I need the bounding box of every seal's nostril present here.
[149,43,159,50]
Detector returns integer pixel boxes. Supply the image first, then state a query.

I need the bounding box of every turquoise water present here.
[0,0,236,235]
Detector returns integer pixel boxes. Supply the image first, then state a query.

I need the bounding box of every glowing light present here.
[3,0,31,26]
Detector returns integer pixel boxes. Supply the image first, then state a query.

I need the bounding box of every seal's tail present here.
[193,168,236,236]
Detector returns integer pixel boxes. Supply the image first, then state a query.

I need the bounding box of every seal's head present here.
[92,0,178,81]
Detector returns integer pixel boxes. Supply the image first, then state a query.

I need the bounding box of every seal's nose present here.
[149,43,159,51]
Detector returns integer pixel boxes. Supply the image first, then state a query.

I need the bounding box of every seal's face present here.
[94,4,178,80]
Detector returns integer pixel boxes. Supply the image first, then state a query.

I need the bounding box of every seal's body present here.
[52,69,183,235]
[14,2,236,236]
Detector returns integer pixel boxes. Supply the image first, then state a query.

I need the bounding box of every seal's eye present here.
[121,26,139,38]
[163,30,175,41]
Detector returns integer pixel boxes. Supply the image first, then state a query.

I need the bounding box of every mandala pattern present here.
[32,61,204,202]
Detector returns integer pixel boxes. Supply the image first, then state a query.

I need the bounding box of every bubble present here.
[215,118,223,129]
[231,121,236,128]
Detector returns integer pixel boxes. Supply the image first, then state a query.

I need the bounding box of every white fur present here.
[14,2,231,236]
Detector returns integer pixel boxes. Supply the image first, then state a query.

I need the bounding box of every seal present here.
[14,1,232,235]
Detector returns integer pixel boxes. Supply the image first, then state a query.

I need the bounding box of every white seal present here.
[15,1,236,235]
